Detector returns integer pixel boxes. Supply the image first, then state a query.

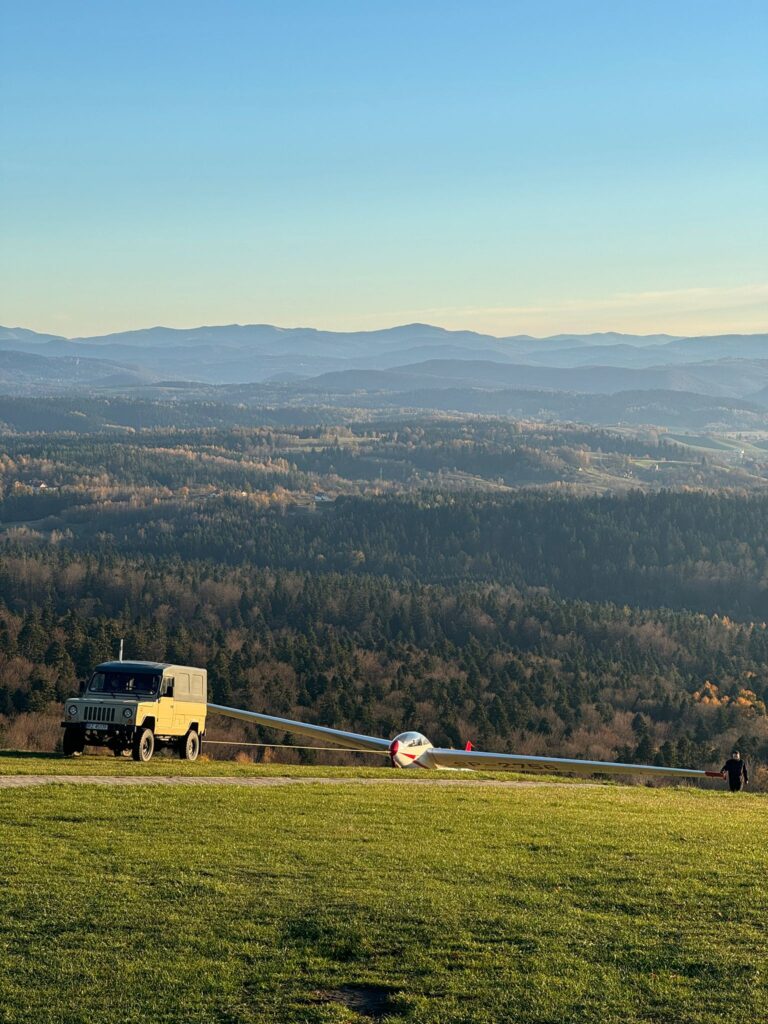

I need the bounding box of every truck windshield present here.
[89,671,160,696]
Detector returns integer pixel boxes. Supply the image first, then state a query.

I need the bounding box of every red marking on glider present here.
[388,738,422,766]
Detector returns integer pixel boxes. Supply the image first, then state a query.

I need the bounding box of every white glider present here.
[208,703,722,780]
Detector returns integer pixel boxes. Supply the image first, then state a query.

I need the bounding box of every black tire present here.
[180,729,200,762]
[132,727,155,763]
[62,726,85,756]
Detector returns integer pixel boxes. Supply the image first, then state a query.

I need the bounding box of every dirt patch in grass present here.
[312,985,396,1019]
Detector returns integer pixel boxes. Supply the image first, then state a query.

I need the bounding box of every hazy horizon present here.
[4,307,767,343]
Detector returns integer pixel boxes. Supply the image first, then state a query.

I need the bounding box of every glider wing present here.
[427,747,720,779]
[207,703,391,753]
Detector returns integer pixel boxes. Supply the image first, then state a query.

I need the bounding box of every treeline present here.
[0,548,766,766]
[32,489,768,621]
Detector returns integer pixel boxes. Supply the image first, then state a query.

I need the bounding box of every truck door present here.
[155,677,175,736]
[173,672,191,732]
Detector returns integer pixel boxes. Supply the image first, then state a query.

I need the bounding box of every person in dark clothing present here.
[721,751,749,792]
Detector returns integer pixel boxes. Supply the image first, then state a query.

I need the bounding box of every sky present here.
[1,0,766,339]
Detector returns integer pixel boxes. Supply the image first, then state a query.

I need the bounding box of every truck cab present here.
[61,661,207,762]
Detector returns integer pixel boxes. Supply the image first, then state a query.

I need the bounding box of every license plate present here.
[88,723,109,731]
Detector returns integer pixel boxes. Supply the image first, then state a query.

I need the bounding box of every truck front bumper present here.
[60,722,137,744]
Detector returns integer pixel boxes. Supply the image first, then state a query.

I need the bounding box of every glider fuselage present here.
[389,731,434,768]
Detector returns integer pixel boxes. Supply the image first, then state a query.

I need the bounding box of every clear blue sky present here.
[2,0,766,337]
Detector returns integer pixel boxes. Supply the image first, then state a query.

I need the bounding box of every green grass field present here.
[1,777,765,1023]
[0,751,584,784]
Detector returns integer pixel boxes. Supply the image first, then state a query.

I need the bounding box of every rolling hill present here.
[307,356,768,399]
[0,350,155,392]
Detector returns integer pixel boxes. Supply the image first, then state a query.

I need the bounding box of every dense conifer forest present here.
[1,407,767,770]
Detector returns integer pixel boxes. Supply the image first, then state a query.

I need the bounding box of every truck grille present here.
[84,705,116,723]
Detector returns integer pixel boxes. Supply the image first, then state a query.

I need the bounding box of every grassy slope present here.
[1,782,765,1024]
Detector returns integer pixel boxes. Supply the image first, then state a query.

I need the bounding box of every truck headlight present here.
[67,705,78,718]
[122,707,134,720]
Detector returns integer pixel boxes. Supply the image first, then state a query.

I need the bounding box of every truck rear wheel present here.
[62,726,85,756]
[132,727,155,762]
[180,729,200,761]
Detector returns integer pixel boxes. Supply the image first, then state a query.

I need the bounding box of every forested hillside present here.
[1,550,766,766]
[13,487,768,619]
[1,410,768,769]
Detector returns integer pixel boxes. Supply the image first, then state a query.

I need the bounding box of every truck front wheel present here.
[180,729,200,761]
[132,727,155,763]
[62,726,85,756]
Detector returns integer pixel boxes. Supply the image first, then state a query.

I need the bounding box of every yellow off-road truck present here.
[61,660,207,762]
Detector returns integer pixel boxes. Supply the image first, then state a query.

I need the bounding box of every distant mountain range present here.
[1,322,767,427]
[2,323,691,383]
